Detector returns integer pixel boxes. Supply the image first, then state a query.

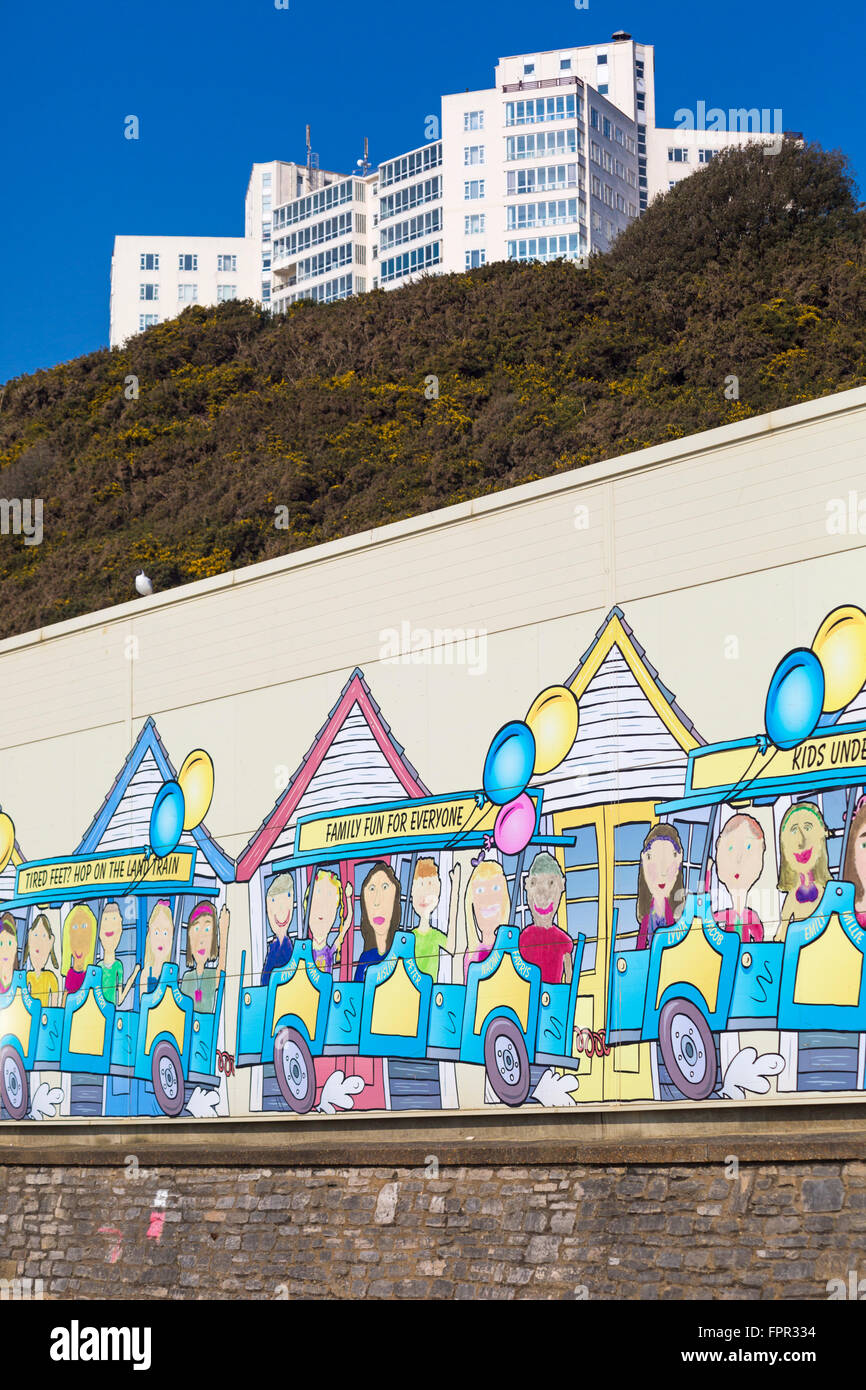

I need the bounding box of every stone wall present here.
[2,1158,864,1300]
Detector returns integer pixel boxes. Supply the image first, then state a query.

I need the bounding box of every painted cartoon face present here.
[412,872,441,919]
[525,871,564,928]
[188,912,215,965]
[716,823,765,896]
[364,871,396,932]
[0,929,16,981]
[266,885,294,939]
[28,920,53,973]
[473,874,508,940]
[99,906,123,954]
[854,828,866,900]
[148,905,173,962]
[642,838,682,905]
[308,875,339,945]
[781,810,826,873]
[68,911,95,965]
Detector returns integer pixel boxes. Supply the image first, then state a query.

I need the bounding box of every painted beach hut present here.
[236,667,429,1113]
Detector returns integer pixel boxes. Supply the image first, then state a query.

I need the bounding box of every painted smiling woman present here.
[776,802,831,942]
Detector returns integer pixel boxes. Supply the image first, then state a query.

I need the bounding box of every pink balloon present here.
[494,793,536,856]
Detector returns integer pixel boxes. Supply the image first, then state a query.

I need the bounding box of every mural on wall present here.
[3,605,866,1122]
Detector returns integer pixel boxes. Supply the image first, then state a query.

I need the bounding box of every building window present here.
[217,254,237,272]
[178,284,197,302]
[506,129,579,161]
[598,84,609,95]
[635,59,644,78]
[597,53,608,64]
[380,240,441,284]
[139,284,158,300]
[464,145,485,165]
[464,179,486,199]
[636,93,645,111]
[668,147,689,163]
[465,249,486,269]
[698,149,716,163]
[139,314,159,329]
[590,107,599,130]
[591,175,601,197]
[560,58,571,70]
[139,253,159,271]
[262,172,272,187]
[464,214,485,234]
[507,232,583,265]
[524,63,535,75]
[217,285,237,301]
[505,94,579,127]
[464,110,484,131]
[178,254,197,271]
[603,117,612,139]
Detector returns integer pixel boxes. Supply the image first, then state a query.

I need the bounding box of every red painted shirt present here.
[518,923,573,983]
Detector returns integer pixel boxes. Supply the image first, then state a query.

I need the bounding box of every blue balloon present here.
[483,721,536,806]
[764,649,825,751]
[150,780,185,859]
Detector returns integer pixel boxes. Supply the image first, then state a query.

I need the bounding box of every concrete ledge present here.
[3,1098,866,1166]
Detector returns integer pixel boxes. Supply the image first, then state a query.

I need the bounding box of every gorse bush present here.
[0,141,863,639]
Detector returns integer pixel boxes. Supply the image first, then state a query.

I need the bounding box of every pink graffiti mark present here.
[216,1049,235,1078]
[98,1226,123,1264]
[146,1211,166,1243]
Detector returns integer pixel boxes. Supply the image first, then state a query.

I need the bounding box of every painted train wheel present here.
[658,998,717,1101]
[483,1017,531,1107]
[0,1045,29,1121]
[274,1027,317,1114]
[151,1040,185,1118]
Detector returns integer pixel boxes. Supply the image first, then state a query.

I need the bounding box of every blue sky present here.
[1,0,863,385]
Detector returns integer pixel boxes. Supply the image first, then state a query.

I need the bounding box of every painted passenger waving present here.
[262,874,295,988]
[305,869,351,974]
[636,824,685,950]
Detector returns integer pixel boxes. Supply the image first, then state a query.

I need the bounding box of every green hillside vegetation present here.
[0,140,864,640]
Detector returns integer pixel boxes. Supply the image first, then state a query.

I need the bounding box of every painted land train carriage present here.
[235,789,593,1108]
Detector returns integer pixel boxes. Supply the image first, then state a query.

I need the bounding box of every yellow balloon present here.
[177,750,215,831]
[0,812,15,877]
[525,685,579,775]
[813,606,866,712]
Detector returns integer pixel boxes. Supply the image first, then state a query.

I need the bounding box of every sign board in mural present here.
[2,604,866,1124]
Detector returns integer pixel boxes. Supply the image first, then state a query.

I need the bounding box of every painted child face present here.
[853,826,866,897]
[473,873,507,940]
[0,929,16,979]
[308,875,339,945]
[28,921,53,973]
[266,885,294,939]
[99,906,123,954]
[149,906,173,963]
[412,872,441,919]
[716,822,765,897]
[781,811,826,875]
[364,872,396,937]
[68,912,95,965]
[526,871,564,929]
[642,839,682,905]
[188,912,214,965]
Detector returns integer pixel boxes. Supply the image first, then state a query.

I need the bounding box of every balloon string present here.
[443,800,490,853]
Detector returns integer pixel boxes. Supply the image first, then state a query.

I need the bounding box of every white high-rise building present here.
[109,33,781,345]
